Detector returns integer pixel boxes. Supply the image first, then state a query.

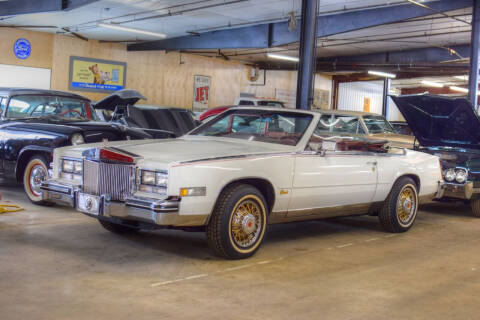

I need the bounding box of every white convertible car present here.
[41,107,443,259]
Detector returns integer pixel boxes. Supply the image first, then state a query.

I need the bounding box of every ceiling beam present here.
[128,0,471,51]
[317,45,470,65]
[0,0,98,16]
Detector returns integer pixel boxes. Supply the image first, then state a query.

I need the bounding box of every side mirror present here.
[308,142,322,153]
[322,140,337,152]
[308,140,337,155]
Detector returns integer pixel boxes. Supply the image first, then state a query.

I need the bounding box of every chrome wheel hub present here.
[403,197,413,212]
[30,165,46,195]
[242,214,257,234]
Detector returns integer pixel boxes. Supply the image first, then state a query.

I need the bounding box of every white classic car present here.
[41,107,443,259]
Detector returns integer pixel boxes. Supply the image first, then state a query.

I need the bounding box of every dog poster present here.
[69,56,126,93]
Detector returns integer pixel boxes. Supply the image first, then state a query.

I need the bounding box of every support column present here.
[296,0,318,110]
[468,0,480,109]
[382,78,391,117]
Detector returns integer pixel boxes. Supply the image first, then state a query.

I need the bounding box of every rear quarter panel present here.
[374,149,441,202]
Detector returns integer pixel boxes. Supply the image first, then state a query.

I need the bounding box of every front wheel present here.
[379,177,419,233]
[23,155,52,205]
[206,184,268,259]
[470,199,480,218]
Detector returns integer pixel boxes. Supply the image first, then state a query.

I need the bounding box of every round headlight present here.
[455,169,467,184]
[444,169,456,182]
[71,133,85,145]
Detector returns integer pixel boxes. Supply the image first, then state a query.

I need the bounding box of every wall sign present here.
[193,75,211,111]
[13,38,31,60]
[69,56,126,93]
[363,97,371,112]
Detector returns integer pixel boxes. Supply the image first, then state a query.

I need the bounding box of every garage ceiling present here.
[0,0,474,78]
[0,0,409,42]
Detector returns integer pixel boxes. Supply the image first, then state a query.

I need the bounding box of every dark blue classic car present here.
[392,94,480,217]
[0,88,170,204]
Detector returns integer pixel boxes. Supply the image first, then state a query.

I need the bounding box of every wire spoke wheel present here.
[29,164,47,197]
[396,185,416,226]
[230,199,263,249]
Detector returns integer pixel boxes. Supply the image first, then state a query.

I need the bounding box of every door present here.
[288,153,378,216]
[287,115,378,217]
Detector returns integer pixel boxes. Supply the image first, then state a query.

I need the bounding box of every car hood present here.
[93,89,146,111]
[1,119,151,142]
[62,135,294,168]
[370,132,415,148]
[391,95,480,149]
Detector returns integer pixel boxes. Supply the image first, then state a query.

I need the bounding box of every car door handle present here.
[366,161,377,166]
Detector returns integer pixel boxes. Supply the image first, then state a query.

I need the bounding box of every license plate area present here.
[77,193,102,216]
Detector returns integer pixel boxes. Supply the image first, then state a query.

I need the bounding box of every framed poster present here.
[193,75,211,111]
[69,56,127,93]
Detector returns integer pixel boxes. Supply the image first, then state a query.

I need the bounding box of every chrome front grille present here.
[83,159,134,201]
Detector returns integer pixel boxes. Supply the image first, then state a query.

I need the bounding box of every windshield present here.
[190,109,313,146]
[257,101,284,108]
[363,115,396,134]
[6,95,97,121]
[315,114,365,135]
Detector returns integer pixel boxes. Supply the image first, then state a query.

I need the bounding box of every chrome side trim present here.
[269,203,375,224]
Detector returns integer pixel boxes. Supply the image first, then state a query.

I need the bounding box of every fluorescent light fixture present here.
[454,75,469,81]
[421,80,444,88]
[98,23,167,38]
[450,86,468,93]
[266,53,299,62]
[368,70,396,78]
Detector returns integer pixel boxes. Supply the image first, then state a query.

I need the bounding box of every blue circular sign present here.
[13,38,31,59]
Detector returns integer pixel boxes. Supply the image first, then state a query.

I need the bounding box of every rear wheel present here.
[379,177,418,233]
[98,220,139,234]
[23,155,52,205]
[206,184,267,259]
[470,199,480,218]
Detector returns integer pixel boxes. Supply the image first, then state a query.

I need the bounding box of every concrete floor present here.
[1,182,480,320]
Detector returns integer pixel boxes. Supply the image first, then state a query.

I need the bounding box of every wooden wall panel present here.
[0,28,53,69]
[0,30,332,109]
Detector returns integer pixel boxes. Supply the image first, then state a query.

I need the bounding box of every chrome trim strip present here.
[176,152,294,165]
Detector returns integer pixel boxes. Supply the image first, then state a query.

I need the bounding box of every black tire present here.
[98,219,139,234]
[206,184,268,259]
[23,155,54,206]
[379,177,419,233]
[470,199,480,218]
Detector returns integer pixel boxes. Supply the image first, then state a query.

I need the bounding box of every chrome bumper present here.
[436,181,477,200]
[40,181,207,227]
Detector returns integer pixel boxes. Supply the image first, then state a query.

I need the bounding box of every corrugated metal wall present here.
[338,81,384,114]
[337,80,404,121]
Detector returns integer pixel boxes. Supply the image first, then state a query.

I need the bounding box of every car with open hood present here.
[0,88,156,204]
[94,89,199,138]
[41,107,442,259]
[392,94,480,217]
